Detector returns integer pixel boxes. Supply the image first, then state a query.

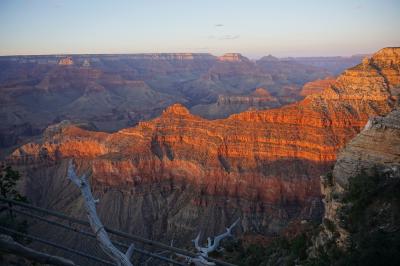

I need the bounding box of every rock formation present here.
[283,55,368,75]
[217,53,249,62]
[191,88,280,119]
[300,77,336,96]
[218,88,278,105]
[8,48,399,249]
[0,52,362,155]
[82,59,90,67]
[58,57,74,66]
[334,109,400,187]
[314,107,400,255]
[311,48,400,251]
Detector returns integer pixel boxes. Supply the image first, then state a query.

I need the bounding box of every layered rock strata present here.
[315,107,400,253]
[8,48,400,248]
[300,77,336,96]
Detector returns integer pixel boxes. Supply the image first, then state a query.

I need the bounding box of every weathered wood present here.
[67,161,134,266]
[0,234,76,266]
[179,219,240,266]
[194,219,239,256]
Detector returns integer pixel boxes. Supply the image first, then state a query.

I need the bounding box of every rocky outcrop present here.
[58,57,73,66]
[300,77,336,96]
[284,55,367,75]
[368,47,400,89]
[314,107,400,254]
[82,59,90,67]
[258,55,279,62]
[334,109,400,187]
[318,56,394,101]
[191,88,280,119]
[217,53,249,62]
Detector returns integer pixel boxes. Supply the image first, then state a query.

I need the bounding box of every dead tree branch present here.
[178,219,240,266]
[67,160,134,266]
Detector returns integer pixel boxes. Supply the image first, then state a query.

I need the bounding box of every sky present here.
[0,0,399,58]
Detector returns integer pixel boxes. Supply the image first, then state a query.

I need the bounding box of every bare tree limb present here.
[125,243,135,260]
[193,233,201,252]
[204,218,239,254]
[195,219,239,256]
[179,219,240,266]
[67,160,134,266]
[0,234,76,266]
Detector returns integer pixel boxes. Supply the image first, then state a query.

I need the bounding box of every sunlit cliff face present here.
[0,52,365,157]
[217,53,249,62]
[7,47,400,241]
[13,48,399,193]
[300,77,336,96]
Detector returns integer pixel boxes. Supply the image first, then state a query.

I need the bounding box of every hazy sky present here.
[0,0,399,58]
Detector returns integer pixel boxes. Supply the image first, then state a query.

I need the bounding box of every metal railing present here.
[0,225,114,265]
[0,197,236,266]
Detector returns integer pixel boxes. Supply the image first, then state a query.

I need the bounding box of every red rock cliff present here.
[13,48,399,199]
[9,47,400,240]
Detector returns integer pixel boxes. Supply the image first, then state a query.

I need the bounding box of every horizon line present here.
[0,51,374,60]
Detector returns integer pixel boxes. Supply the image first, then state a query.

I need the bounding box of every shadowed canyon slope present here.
[190,87,280,119]
[8,48,399,249]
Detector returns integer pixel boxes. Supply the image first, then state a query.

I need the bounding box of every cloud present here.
[207,34,240,40]
[214,24,224,27]
[219,35,240,40]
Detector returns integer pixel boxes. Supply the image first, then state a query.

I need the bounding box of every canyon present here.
[6,47,399,257]
[0,53,363,157]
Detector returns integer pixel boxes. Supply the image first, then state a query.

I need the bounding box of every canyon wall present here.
[190,88,280,119]
[0,53,216,153]
[1,52,354,156]
[6,48,400,255]
[300,77,336,96]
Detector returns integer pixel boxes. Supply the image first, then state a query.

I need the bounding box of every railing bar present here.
[0,198,90,227]
[0,225,115,266]
[0,197,236,266]
[10,207,95,238]
[8,207,186,266]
